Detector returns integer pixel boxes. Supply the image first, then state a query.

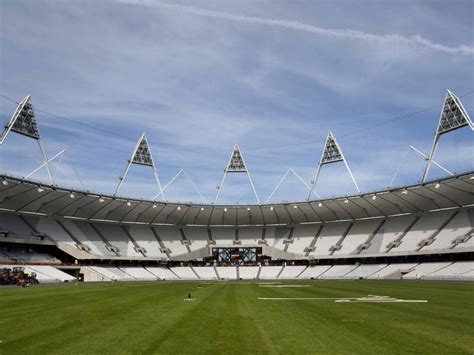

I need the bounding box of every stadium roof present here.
[0,172,472,226]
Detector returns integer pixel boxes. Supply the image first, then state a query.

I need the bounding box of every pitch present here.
[1,281,473,354]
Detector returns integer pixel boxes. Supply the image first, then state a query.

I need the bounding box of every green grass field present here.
[0,280,473,354]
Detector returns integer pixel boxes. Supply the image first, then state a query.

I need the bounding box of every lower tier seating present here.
[79,262,474,282]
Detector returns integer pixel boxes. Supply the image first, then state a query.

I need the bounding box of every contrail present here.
[113,0,473,55]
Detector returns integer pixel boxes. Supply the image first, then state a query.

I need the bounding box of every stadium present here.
[1,1,474,354]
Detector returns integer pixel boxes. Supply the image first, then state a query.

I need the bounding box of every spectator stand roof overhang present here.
[0,172,472,227]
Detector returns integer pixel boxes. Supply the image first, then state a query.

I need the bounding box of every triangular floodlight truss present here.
[154,169,208,203]
[422,90,473,182]
[437,90,472,134]
[115,133,165,200]
[321,134,343,164]
[266,168,320,203]
[214,144,260,204]
[227,145,247,172]
[1,95,40,141]
[0,95,54,184]
[308,131,360,200]
[132,136,154,166]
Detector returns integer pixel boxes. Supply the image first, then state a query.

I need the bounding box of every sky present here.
[0,0,473,204]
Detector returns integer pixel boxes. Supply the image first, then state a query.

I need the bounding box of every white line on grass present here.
[258,285,310,288]
[258,295,428,303]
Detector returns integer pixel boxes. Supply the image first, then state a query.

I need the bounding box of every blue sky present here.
[0,0,473,204]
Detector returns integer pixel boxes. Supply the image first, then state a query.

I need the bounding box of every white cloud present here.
[114,0,474,55]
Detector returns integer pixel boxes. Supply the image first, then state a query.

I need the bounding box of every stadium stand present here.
[390,212,454,254]
[319,264,359,279]
[366,263,418,279]
[422,210,473,252]
[2,264,75,283]
[258,266,283,279]
[286,225,318,255]
[216,266,238,280]
[182,227,209,252]
[333,219,381,256]
[361,215,417,255]
[193,266,218,280]
[126,225,163,258]
[0,172,472,283]
[145,267,179,280]
[311,222,351,256]
[238,266,259,279]
[170,266,197,280]
[426,261,474,280]
[402,262,453,280]
[342,264,388,279]
[298,265,333,279]
[278,265,306,279]
[119,267,157,281]
[154,226,188,256]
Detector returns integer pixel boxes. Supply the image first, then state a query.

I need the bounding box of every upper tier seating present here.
[0,214,33,235]
[265,227,291,250]
[422,210,473,252]
[154,226,189,256]
[210,227,236,246]
[25,217,77,249]
[361,215,417,255]
[1,208,473,262]
[391,212,453,254]
[94,223,142,257]
[333,219,381,256]
[182,227,209,252]
[311,222,351,256]
[63,221,115,256]
[126,225,162,257]
[286,225,318,255]
[238,227,264,245]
